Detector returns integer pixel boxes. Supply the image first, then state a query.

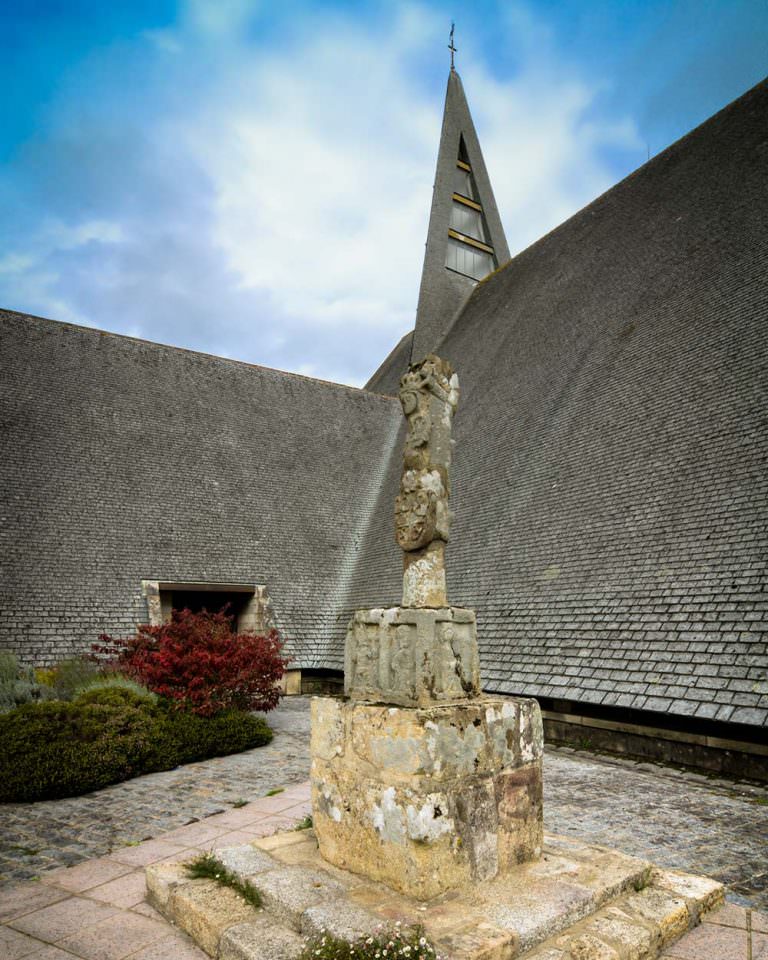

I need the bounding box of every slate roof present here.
[0,311,401,667]
[355,79,768,727]
[2,79,766,729]
[365,329,412,396]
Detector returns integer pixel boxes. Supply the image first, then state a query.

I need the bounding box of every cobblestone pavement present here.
[543,747,768,911]
[1,696,767,913]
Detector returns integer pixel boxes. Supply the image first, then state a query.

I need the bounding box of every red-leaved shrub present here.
[95,609,289,717]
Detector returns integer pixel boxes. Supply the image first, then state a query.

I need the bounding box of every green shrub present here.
[0,694,273,802]
[73,685,155,707]
[0,652,53,713]
[0,652,17,684]
[143,707,272,771]
[0,695,155,801]
[49,657,101,700]
[74,675,158,704]
[34,667,57,687]
[299,924,442,960]
[174,709,272,761]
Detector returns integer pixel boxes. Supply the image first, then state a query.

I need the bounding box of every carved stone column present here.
[312,356,543,900]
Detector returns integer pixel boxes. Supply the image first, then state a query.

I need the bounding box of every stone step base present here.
[145,830,723,960]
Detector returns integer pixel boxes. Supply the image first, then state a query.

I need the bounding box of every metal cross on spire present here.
[448,22,457,70]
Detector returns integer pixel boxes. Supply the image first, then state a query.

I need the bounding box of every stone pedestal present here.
[344,606,480,707]
[311,695,543,900]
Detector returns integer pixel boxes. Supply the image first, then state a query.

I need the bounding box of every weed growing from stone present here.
[633,872,651,892]
[294,815,313,830]
[300,922,444,960]
[232,798,248,808]
[185,852,261,908]
[265,787,284,796]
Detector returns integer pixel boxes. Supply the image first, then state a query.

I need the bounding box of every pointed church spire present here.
[411,65,510,361]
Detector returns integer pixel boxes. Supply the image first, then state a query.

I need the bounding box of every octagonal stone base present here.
[311,695,544,900]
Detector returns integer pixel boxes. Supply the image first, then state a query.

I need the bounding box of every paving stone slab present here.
[56,909,171,960]
[300,900,384,941]
[214,845,277,880]
[0,924,42,960]
[8,897,121,944]
[252,866,348,930]
[219,918,304,960]
[0,883,70,924]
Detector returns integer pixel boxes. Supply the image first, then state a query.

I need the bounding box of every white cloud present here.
[0,254,35,276]
[174,2,639,359]
[42,219,126,250]
[184,8,442,340]
[2,1,641,386]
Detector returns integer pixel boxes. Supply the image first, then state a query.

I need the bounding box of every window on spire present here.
[449,199,487,242]
[445,137,496,281]
[446,237,494,280]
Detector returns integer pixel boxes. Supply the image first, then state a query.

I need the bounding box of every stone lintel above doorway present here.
[140,580,276,634]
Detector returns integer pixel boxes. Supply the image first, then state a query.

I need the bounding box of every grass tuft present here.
[265,787,284,797]
[185,852,261,908]
[294,815,313,830]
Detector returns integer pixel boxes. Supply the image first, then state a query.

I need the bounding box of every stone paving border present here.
[1,783,765,960]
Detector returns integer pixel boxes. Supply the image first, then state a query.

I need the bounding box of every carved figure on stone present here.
[444,623,475,693]
[395,487,438,550]
[351,627,376,695]
[432,627,462,697]
[390,625,414,697]
[395,355,459,559]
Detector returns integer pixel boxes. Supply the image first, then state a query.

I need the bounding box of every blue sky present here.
[1,1,766,386]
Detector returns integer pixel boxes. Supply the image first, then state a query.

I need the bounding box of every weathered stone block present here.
[215,845,277,880]
[311,696,543,900]
[218,918,304,960]
[621,888,690,946]
[344,606,480,706]
[169,880,258,956]
[144,862,193,912]
[300,901,383,941]
[252,865,347,930]
[650,868,724,919]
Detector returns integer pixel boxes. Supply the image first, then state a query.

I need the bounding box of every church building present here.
[1,68,766,778]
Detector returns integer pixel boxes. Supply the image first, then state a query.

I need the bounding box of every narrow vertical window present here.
[445,136,496,281]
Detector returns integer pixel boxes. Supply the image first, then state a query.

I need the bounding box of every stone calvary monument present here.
[312,355,544,899]
[147,356,725,960]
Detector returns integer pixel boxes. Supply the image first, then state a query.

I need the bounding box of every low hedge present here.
[0,688,273,802]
